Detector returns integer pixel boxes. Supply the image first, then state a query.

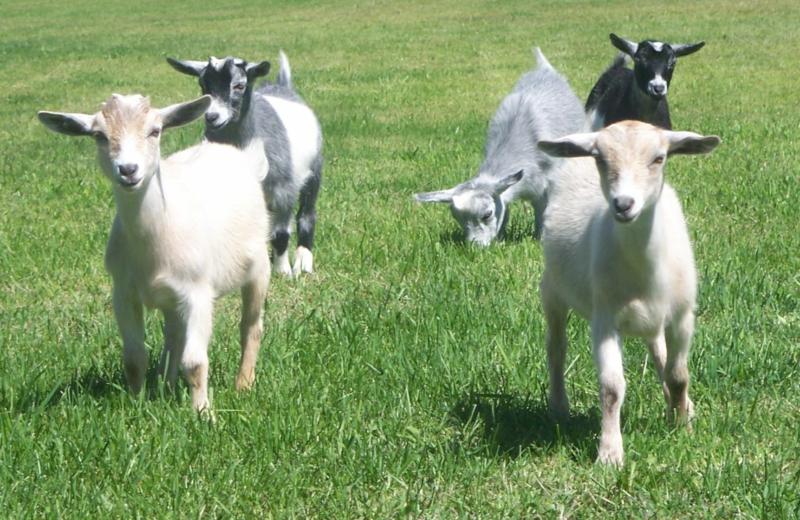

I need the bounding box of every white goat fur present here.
[537,121,720,466]
[38,94,270,412]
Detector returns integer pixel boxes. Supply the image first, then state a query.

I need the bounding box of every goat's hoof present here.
[235,373,255,391]
[548,397,570,421]
[596,438,624,467]
[292,246,314,276]
[273,261,294,278]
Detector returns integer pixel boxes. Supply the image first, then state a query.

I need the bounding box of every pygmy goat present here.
[38,94,271,412]
[414,48,586,245]
[537,121,720,466]
[167,51,323,277]
[586,33,705,130]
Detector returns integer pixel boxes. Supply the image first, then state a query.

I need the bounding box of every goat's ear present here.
[37,111,95,137]
[159,95,212,130]
[672,41,705,57]
[666,131,720,155]
[245,61,270,81]
[538,133,598,158]
[493,170,524,195]
[166,57,207,77]
[609,33,638,57]
[414,189,456,204]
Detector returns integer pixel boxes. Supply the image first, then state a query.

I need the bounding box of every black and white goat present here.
[586,34,705,130]
[168,51,323,277]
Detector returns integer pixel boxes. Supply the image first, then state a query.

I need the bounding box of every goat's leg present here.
[293,163,321,276]
[592,315,626,466]
[236,266,269,391]
[541,281,570,418]
[113,282,147,394]
[665,311,695,428]
[158,309,185,389]
[179,296,214,412]
[270,208,294,278]
[646,332,671,407]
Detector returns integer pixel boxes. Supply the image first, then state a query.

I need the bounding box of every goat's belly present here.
[136,276,181,310]
[615,299,663,337]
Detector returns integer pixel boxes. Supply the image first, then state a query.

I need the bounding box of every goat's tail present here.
[277,50,293,89]
[533,47,553,70]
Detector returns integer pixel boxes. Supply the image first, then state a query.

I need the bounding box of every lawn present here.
[1,0,798,517]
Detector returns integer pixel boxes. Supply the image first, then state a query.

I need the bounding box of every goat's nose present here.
[652,83,666,96]
[205,112,219,123]
[613,196,635,214]
[118,163,138,177]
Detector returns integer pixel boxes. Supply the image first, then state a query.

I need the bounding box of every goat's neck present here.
[610,200,666,274]
[112,167,168,247]
[630,82,665,119]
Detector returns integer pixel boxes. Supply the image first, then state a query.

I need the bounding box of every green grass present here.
[2,0,799,517]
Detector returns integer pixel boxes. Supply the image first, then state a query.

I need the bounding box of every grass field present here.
[2,0,799,517]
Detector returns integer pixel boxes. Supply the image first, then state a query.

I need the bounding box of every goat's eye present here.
[148,128,161,138]
[481,211,493,223]
[232,83,246,92]
[652,155,665,165]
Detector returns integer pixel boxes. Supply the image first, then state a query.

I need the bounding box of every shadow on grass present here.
[451,392,598,461]
[5,363,184,415]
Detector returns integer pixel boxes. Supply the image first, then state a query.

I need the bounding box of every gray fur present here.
[167,51,323,276]
[414,48,587,246]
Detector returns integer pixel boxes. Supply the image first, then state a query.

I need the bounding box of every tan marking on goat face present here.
[595,122,669,219]
[96,95,163,182]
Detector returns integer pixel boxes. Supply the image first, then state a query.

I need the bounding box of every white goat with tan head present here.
[38,94,271,412]
[537,120,720,466]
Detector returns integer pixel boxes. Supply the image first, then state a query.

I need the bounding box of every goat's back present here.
[480,62,586,201]
[143,142,268,296]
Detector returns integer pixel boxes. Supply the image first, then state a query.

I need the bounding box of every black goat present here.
[586,34,705,130]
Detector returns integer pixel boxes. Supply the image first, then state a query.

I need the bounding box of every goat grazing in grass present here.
[586,34,705,130]
[537,120,720,465]
[414,48,586,245]
[167,51,323,277]
[38,94,271,412]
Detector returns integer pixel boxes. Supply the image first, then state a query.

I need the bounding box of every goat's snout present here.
[205,111,220,123]
[118,163,138,177]
[613,196,635,221]
[651,83,666,96]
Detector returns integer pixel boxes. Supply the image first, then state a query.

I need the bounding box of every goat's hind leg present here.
[293,161,321,276]
[646,332,671,408]
[236,265,269,391]
[665,311,696,429]
[157,309,185,391]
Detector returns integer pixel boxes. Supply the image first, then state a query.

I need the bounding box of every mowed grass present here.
[1,0,799,516]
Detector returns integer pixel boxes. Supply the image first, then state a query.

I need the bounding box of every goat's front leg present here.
[665,311,695,428]
[179,295,214,412]
[646,332,671,408]
[112,282,147,394]
[592,315,626,466]
[236,267,269,391]
[541,281,569,418]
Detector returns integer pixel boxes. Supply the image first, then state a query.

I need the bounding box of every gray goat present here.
[414,48,586,245]
[167,51,323,277]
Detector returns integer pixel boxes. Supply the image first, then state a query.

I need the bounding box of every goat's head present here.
[414,170,523,246]
[38,94,211,192]
[167,56,270,131]
[538,121,719,223]
[610,34,704,100]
